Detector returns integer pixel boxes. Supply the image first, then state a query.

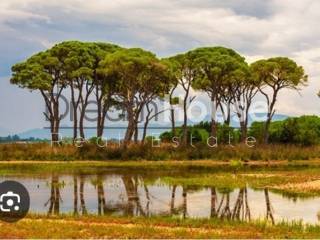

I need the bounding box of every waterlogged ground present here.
[1,161,320,225]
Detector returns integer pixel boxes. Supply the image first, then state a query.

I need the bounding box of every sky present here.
[0,0,320,133]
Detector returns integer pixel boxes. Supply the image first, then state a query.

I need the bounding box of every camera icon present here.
[0,181,30,222]
[0,191,21,213]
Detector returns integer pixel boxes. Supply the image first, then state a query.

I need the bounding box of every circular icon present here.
[0,181,30,223]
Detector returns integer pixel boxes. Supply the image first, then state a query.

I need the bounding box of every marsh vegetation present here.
[1,161,320,238]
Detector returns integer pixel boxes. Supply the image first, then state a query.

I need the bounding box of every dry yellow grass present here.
[0,215,319,239]
[275,179,320,193]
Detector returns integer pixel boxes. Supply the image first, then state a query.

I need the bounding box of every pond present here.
[1,170,320,225]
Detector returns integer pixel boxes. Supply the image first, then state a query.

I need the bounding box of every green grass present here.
[0,214,319,238]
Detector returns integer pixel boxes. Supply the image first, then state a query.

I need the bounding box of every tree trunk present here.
[134,124,139,143]
[51,99,60,145]
[141,104,153,144]
[169,85,177,137]
[96,100,109,138]
[264,118,271,144]
[240,121,247,143]
[73,106,78,140]
[97,122,104,138]
[225,100,231,126]
[142,119,149,144]
[264,91,278,144]
[211,120,217,138]
[170,108,176,136]
[124,103,136,146]
[96,91,102,138]
[79,82,94,139]
[124,119,135,146]
[70,85,78,140]
[210,95,218,138]
[79,107,86,139]
[182,94,188,146]
[41,86,62,145]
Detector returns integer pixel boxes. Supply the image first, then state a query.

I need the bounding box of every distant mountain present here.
[184,113,289,127]
[16,127,168,140]
[17,128,52,140]
[14,113,289,139]
[270,114,289,121]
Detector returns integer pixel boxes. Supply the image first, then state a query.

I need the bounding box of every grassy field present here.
[2,143,320,161]
[0,214,319,238]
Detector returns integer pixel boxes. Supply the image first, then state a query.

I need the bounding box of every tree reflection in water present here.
[45,174,64,215]
[43,174,277,224]
[264,188,275,224]
[231,187,251,221]
[73,175,78,215]
[122,175,146,216]
[170,185,177,214]
[96,175,107,215]
[79,175,87,215]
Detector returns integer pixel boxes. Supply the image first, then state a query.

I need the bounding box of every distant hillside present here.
[185,113,289,127]
[13,113,289,139]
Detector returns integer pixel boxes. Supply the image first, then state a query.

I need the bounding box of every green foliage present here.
[251,57,308,90]
[248,122,264,143]
[250,116,320,146]
[11,51,61,91]
[250,57,308,143]
[196,121,211,133]
[160,127,209,143]
[189,47,248,94]
[160,123,239,145]
[99,48,170,97]
[283,116,320,145]
[169,96,179,105]
[10,41,311,147]
[99,48,172,143]
[11,41,120,91]
[216,124,239,144]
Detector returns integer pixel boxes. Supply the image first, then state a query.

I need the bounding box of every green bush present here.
[217,124,240,144]
[160,127,209,143]
[287,116,320,145]
[250,115,320,146]
[248,122,264,142]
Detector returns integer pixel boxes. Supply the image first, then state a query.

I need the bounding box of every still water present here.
[1,172,320,224]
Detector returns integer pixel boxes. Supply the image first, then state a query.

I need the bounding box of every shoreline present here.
[2,159,320,165]
[1,160,320,197]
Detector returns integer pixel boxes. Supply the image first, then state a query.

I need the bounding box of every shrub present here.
[250,115,320,146]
